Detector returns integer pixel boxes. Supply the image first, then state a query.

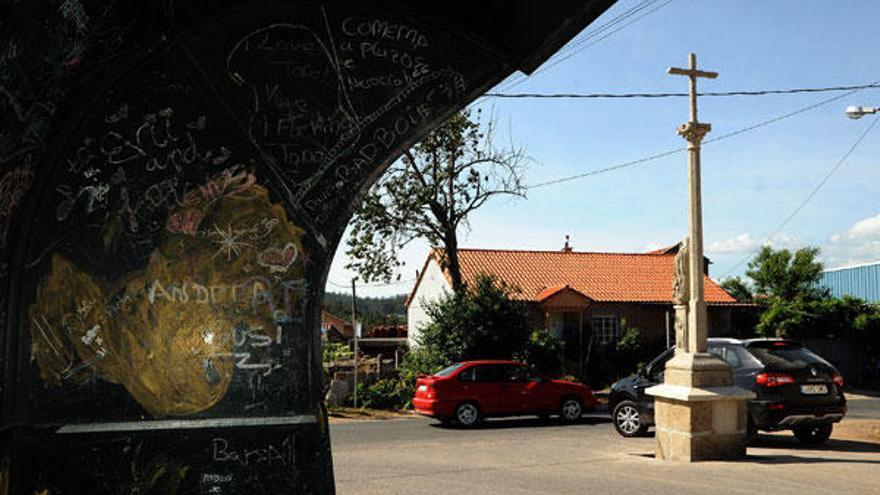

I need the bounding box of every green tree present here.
[345,110,527,291]
[417,274,530,362]
[756,295,880,340]
[742,246,828,337]
[755,297,814,337]
[745,246,827,300]
[720,276,753,302]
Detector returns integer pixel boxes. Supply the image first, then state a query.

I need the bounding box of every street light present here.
[846,105,879,119]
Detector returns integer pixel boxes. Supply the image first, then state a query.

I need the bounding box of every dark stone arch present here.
[0,1,613,492]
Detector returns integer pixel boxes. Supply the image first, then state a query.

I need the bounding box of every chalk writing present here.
[256,242,298,273]
[0,165,35,250]
[58,0,89,31]
[210,223,254,261]
[206,323,285,376]
[201,473,233,494]
[55,106,244,228]
[202,474,233,484]
[166,208,205,235]
[212,436,295,467]
[340,18,429,49]
[55,182,111,220]
[146,277,305,318]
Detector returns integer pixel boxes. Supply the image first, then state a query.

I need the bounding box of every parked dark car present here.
[609,338,847,444]
[412,360,599,426]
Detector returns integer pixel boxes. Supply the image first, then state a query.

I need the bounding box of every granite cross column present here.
[669,52,715,353]
[647,53,754,462]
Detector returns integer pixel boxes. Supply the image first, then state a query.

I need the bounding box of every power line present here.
[509,0,662,81]
[487,0,674,97]
[719,114,879,280]
[326,278,416,289]
[491,2,653,93]
[485,82,880,99]
[527,147,684,189]
[526,82,876,189]
[512,0,675,85]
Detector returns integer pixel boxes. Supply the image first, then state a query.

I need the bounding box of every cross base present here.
[652,394,750,461]
[647,353,754,462]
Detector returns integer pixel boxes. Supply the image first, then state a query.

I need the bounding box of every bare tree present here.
[345,110,527,292]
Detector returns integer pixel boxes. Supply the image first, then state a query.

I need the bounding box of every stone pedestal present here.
[647,352,754,461]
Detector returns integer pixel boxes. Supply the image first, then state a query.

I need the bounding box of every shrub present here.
[614,324,647,378]
[345,348,451,411]
[417,274,530,363]
[322,342,352,363]
[519,330,565,376]
[353,378,411,410]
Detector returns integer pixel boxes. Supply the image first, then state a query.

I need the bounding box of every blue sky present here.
[328,0,880,296]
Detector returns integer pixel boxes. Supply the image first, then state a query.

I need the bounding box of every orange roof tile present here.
[427,248,737,305]
[535,285,568,301]
[534,285,591,302]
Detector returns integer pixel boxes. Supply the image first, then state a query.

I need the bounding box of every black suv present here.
[609,338,847,444]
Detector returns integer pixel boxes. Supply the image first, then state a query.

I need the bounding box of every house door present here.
[562,311,584,376]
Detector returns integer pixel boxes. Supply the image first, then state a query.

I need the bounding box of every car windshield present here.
[746,342,831,370]
[434,363,464,377]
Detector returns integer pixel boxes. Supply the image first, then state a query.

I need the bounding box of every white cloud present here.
[843,213,880,239]
[823,213,880,268]
[707,232,801,258]
[643,241,667,252]
[764,234,800,249]
[708,233,756,254]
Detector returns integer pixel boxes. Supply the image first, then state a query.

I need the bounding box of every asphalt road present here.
[844,391,880,419]
[330,410,880,495]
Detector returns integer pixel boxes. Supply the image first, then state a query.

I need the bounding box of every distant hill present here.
[322,292,408,327]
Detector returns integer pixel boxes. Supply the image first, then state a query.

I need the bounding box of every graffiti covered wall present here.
[0,1,508,492]
[0,0,613,492]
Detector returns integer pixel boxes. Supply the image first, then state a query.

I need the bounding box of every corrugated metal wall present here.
[820,262,880,302]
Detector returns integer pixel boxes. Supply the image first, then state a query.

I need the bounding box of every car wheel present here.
[613,400,648,437]
[793,424,833,445]
[559,397,583,423]
[455,402,480,427]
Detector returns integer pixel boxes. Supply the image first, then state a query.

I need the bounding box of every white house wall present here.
[407,258,452,347]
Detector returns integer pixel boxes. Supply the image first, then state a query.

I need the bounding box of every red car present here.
[412,360,599,426]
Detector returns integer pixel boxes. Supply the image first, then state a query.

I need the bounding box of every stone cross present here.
[668,52,717,123]
[668,53,717,354]
[648,53,752,464]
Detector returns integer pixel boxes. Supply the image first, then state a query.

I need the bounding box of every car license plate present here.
[417,385,427,393]
[800,384,828,395]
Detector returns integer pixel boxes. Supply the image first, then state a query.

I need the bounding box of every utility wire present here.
[526,82,877,189]
[527,147,684,189]
[485,82,880,99]
[498,0,663,89]
[491,1,654,93]
[511,0,675,86]
[487,0,673,97]
[326,278,416,289]
[718,114,879,280]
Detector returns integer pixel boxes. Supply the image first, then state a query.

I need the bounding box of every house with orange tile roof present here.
[406,243,745,359]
